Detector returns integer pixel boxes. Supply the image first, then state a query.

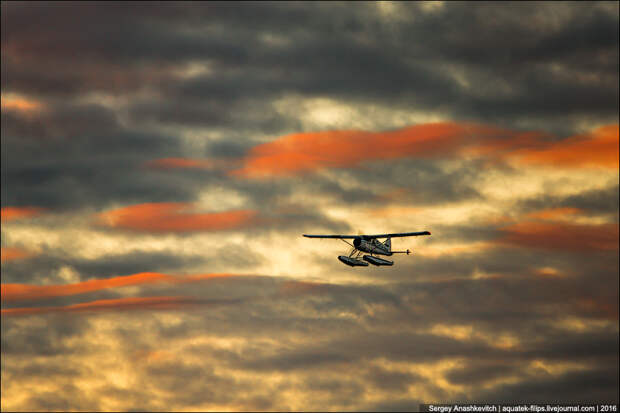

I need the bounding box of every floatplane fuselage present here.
[302,231,431,267]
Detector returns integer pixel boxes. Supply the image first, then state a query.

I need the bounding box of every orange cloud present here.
[143,157,240,171]
[231,122,506,178]
[533,267,564,278]
[499,222,619,252]
[229,122,618,178]
[575,298,619,321]
[526,207,582,221]
[1,247,31,262]
[1,206,46,222]
[145,157,215,169]
[2,272,233,302]
[279,280,330,296]
[1,94,44,114]
[97,202,257,233]
[1,296,199,317]
[2,272,170,302]
[510,124,619,169]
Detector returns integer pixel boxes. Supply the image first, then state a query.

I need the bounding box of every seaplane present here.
[303,231,431,267]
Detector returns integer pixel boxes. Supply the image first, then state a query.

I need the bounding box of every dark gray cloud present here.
[1,105,207,209]
[1,314,90,356]
[0,250,209,284]
[335,159,484,205]
[478,365,619,403]
[144,361,243,409]
[361,398,427,413]
[363,365,423,391]
[1,103,119,140]
[24,385,94,412]
[519,184,620,218]
[445,362,520,386]
[1,157,205,209]
[2,2,617,131]
[2,1,618,211]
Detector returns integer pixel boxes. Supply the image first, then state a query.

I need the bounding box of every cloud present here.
[1,2,618,410]
[2,272,169,302]
[230,122,488,177]
[445,361,519,386]
[476,365,619,403]
[2,271,618,408]
[517,184,619,218]
[1,206,46,221]
[499,221,619,252]
[229,123,619,178]
[574,298,619,321]
[1,121,200,209]
[1,296,202,316]
[0,250,211,285]
[0,94,44,114]
[2,272,233,302]
[97,202,258,233]
[525,207,583,221]
[2,2,617,135]
[1,102,120,140]
[143,157,236,171]
[1,246,31,262]
[508,124,619,169]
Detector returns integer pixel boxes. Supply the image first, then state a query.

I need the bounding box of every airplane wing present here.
[365,231,431,238]
[302,234,358,239]
[303,231,430,239]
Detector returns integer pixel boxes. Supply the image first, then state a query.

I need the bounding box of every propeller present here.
[350,229,363,256]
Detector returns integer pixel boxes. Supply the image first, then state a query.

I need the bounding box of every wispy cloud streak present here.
[1,272,233,302]
[226,123,619,178]
[97,203,258,233]
[1,296,201,316]
[1,247,31,262]
[499,222,619,252]
[1,206,47,222]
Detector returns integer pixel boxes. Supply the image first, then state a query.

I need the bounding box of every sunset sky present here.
[1,2,619,411]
